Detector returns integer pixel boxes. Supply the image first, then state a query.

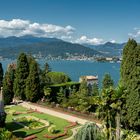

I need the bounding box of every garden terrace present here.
[5,105,78,140]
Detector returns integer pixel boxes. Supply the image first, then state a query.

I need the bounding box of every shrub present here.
[48,125,58,134]
[47,71,71,84]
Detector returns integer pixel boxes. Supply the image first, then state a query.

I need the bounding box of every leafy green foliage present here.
[67,81,91,112]
[41,62,51,87]
[13,53,29,100]
[48,125,58,134]
[46,82,79,102]
[25,59,40,102]
[102,73,114,89]
[57,87,65,103]
[0,112,7,128]
[3,63,16,105]
[75,122,104,140]
[0,128,18,140]
[120,39,140,131]
[0,62,3,87]
[47,71,71,84]
[92,83,99,96]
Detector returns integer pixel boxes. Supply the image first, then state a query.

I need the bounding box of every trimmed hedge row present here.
[49,82,80,102]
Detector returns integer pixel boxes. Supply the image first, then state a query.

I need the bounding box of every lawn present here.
[5,105,75,140]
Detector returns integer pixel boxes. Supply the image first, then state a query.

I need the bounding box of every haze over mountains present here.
[0,35,125,59]
[84,42,125,57]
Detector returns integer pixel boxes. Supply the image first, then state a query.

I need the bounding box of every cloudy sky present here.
[0,0,140,45]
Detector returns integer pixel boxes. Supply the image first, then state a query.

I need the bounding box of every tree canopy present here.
[47,71,71,84]
[13,53,29,100]
[120,39,140,131]
[102,73,114,89]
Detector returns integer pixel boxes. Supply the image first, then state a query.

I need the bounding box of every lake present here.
[1,59,120,87]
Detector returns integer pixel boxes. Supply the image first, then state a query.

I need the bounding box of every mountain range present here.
[0,36,125,59]
[83,42,125,57]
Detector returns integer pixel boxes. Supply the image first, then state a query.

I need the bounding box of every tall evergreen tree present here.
[92,83,99,96]
[102,73,114,89]
[0,63,3,87]
[13,53,29,100]
[120,39,140,131]
[25,59,40,102]
[3,63,16,104]
[41,62,51,87]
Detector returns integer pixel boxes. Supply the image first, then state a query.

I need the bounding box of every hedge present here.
[47,82,80,102]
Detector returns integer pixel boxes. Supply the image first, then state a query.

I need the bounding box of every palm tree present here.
[111,85,126,140]
[97,87,115,140]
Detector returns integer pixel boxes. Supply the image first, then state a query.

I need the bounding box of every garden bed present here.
[13,115,49,130]
[5,105,75,140]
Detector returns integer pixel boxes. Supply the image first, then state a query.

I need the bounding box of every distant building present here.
[106,57,113,61]
[79,75,98,86]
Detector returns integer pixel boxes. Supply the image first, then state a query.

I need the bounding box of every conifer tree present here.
[13,53,29,100]
[3,63,16,104]
[92,83,99,96]
[121,39,140,130]
[25,59,40,102]
[102,73,114,89]
[0,63,3,87]
[41,62,51,87]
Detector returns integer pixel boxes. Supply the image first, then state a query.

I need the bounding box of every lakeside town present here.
[0,0,140,140]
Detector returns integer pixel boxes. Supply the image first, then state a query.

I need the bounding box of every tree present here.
[92,83,99,96]
[47,71,71,84]
[3,63,16,105]
[75,122,104,140]
[120,39,140,131]
[25,59,40,102]
[102,73,114,89]
[57,87,65,103]
[75,81,91,112]
[41,62,51,86]
[0,63,3,87]
[111,85,126,140]
[67,81,91,112]
[13,53,29,100]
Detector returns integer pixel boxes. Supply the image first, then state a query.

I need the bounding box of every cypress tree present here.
[120,39,140,130]
[3,63,16,104]
[92,83,99,96]
[0,62,3,87]
[102,73,114,89]
[13,53,29,100]
[25,59,40,102]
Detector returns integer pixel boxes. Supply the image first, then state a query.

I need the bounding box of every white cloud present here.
[0,19,117,44]
[76,35,104,45]
[110,40,116,43]
[128,28,140,38]
[0,19,75,38]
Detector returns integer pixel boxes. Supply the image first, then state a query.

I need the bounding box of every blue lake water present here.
[1,59,120,87]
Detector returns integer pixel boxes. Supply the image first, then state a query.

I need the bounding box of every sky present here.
[0,0,140,44]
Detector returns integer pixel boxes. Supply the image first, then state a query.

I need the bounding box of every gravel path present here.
[20,102,94,125]
[63,126,82,140]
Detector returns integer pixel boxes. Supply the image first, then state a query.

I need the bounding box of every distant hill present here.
[0,36,102,59]
[84,42,125,57]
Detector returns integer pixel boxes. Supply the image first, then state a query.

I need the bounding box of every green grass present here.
[5,105,75,140]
